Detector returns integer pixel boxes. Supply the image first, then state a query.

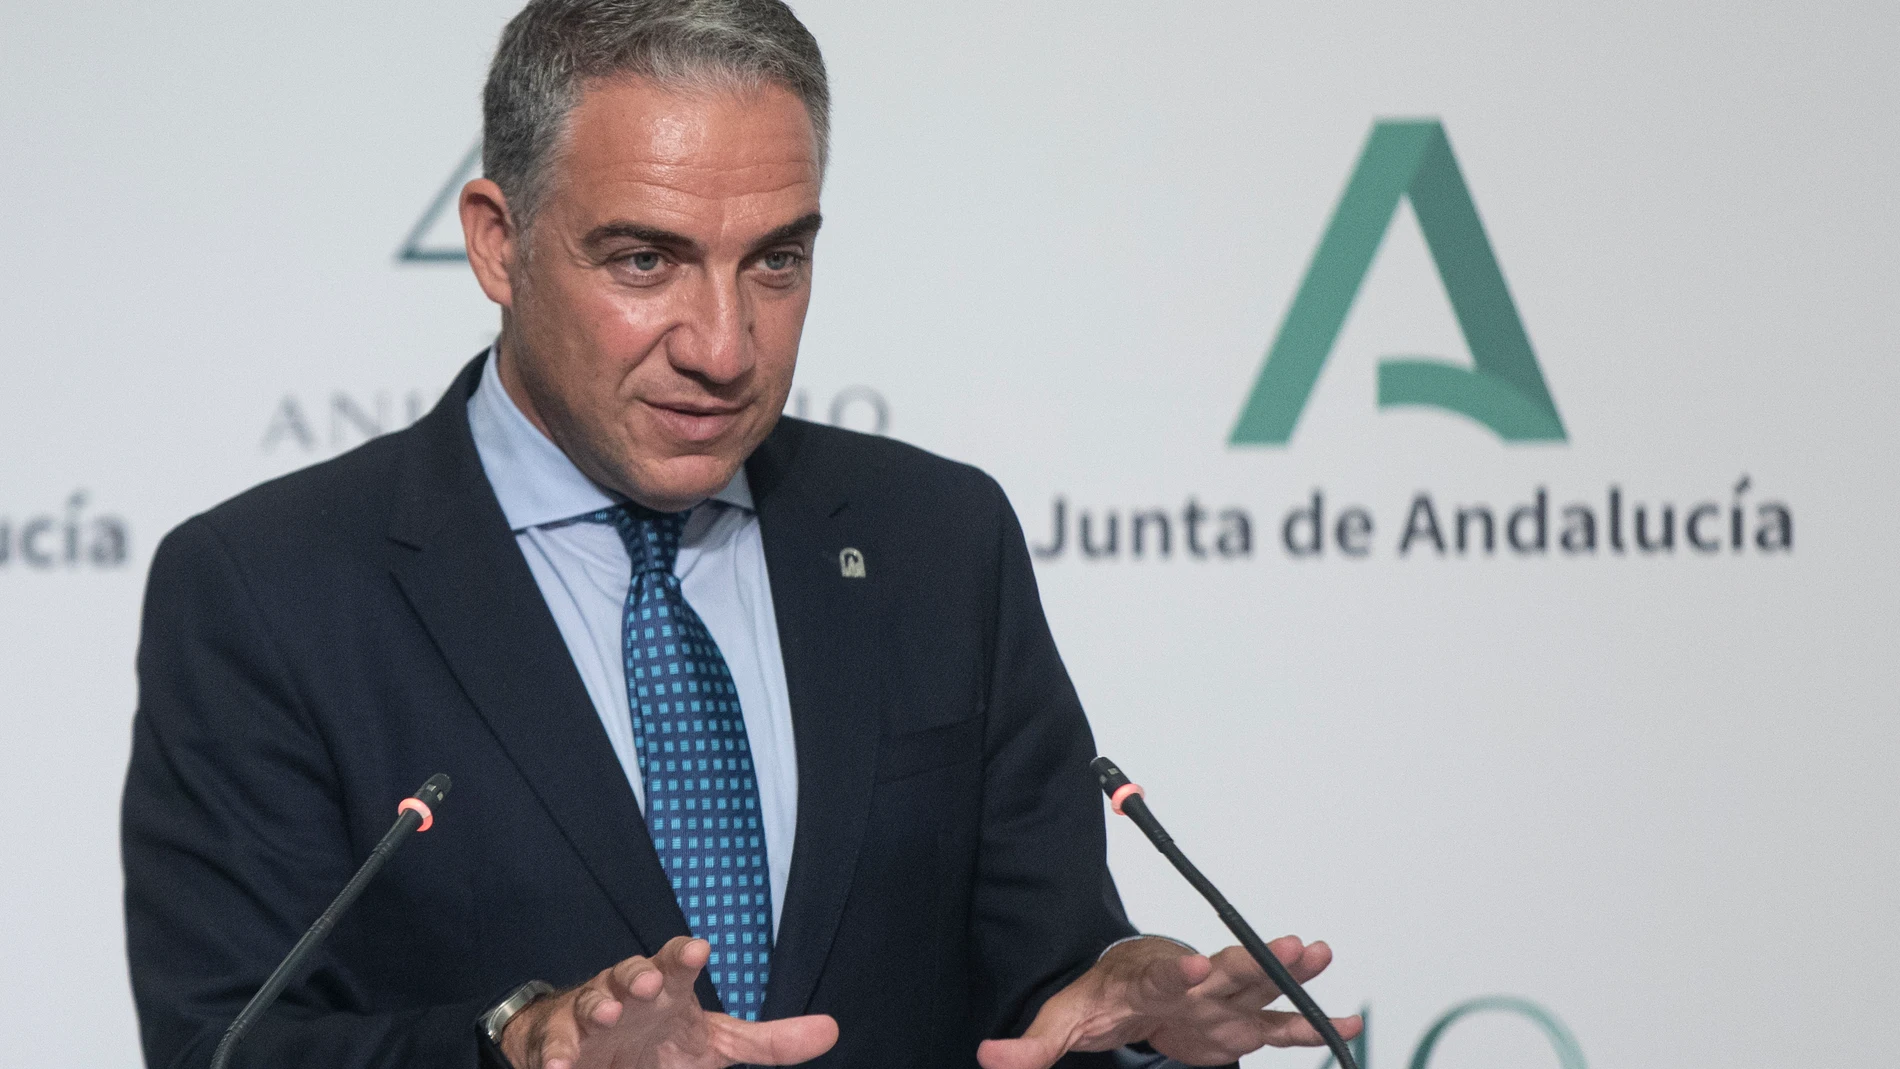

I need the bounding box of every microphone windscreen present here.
[1090,756,1131,798]
[415,773,452,809]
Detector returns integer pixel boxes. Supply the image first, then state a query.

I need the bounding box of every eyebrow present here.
[750,212,824,253]
[580,212,824,258]
[581,222,695,254]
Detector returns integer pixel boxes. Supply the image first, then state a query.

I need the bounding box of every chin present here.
[631,455,742,511]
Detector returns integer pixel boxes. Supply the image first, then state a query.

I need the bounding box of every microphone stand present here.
[1092,757,1360,1069]
[208,774,451,1069]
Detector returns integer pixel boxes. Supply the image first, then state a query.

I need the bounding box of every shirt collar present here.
[467,346,753,532]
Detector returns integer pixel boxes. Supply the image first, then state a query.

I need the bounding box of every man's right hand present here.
[500,936,839,1069]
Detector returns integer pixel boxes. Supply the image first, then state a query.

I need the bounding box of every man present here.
[122,2,1361,1067]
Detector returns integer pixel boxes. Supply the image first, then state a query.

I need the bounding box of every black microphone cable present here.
[208,773,452,1069]
[1091,756,1360,1069]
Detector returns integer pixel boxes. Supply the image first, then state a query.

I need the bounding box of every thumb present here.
[713,1012,840,1066]
[977,1033,1068,1069]
[977,998,1081,1069]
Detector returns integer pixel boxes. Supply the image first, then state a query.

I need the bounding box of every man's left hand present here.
[976,935,1362,1069]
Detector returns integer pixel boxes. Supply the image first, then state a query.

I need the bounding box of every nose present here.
[667,269,752,386]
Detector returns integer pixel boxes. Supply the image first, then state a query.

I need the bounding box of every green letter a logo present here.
[1230,120,1566,445]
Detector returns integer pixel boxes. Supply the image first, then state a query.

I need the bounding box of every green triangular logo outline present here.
[1229,119,1566,445]
[395,141,481,264]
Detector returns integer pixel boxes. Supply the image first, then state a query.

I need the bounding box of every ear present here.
[459,178,519,309]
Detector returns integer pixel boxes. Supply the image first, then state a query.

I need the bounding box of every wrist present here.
[485,980,558,1067]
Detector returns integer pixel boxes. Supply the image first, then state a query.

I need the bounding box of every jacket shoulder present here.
[172,426,414,559]
[772,418,1006,514]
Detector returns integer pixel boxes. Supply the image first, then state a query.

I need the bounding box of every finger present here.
[1286,939,1335,987]
[572,984,624,1029]
[537,1013,582,1069]
[1191,942,1295,1001]
[1254,1009,1364,1048]
[712,1012,840,1066]
[655,935,712,992]
[1196,936,1334,1010]
[607,954,666,1003]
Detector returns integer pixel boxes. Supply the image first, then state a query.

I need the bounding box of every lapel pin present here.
[839,547,867,578]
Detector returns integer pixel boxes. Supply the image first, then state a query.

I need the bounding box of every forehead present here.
[548,76,820,230]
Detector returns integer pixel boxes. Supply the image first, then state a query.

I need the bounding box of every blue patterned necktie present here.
[587,503,773,1019]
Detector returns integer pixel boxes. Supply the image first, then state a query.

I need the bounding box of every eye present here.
[628,250,664,272]
[760,251,803,272]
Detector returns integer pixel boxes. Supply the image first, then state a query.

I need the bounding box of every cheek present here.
[751,291,811,379]
[596,288,676,351]
[536,279,668,392]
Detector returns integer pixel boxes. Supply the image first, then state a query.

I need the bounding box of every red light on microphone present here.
[397,796,434,832]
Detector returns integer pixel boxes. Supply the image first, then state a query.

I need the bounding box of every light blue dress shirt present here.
[466,351,798,933]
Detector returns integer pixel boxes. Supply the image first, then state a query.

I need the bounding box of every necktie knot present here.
[589,504,686,576]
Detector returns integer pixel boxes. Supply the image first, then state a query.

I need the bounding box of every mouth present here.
[644,398,747,444]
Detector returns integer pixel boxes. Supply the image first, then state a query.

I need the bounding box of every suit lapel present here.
[386,356,692,964]
[750,422,887,1020]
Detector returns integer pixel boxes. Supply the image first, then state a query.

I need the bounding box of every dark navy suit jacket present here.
[122,355,1138,1069]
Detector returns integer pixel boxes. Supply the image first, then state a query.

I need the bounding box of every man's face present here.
[470,77,822,512]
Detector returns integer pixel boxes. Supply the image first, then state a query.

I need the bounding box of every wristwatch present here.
[480,980,557,1050]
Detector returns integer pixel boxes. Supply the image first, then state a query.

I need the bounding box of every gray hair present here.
[482,0,829,231]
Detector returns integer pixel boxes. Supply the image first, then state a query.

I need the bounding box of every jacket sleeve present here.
[121,517,500,1069]
[965,478,1140,1053]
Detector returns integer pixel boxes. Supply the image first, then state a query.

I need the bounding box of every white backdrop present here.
[3,2,1897,1066]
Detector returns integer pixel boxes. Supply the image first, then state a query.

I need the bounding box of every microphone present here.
[1091,756,1360,1069]
[208,773,452,1069]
